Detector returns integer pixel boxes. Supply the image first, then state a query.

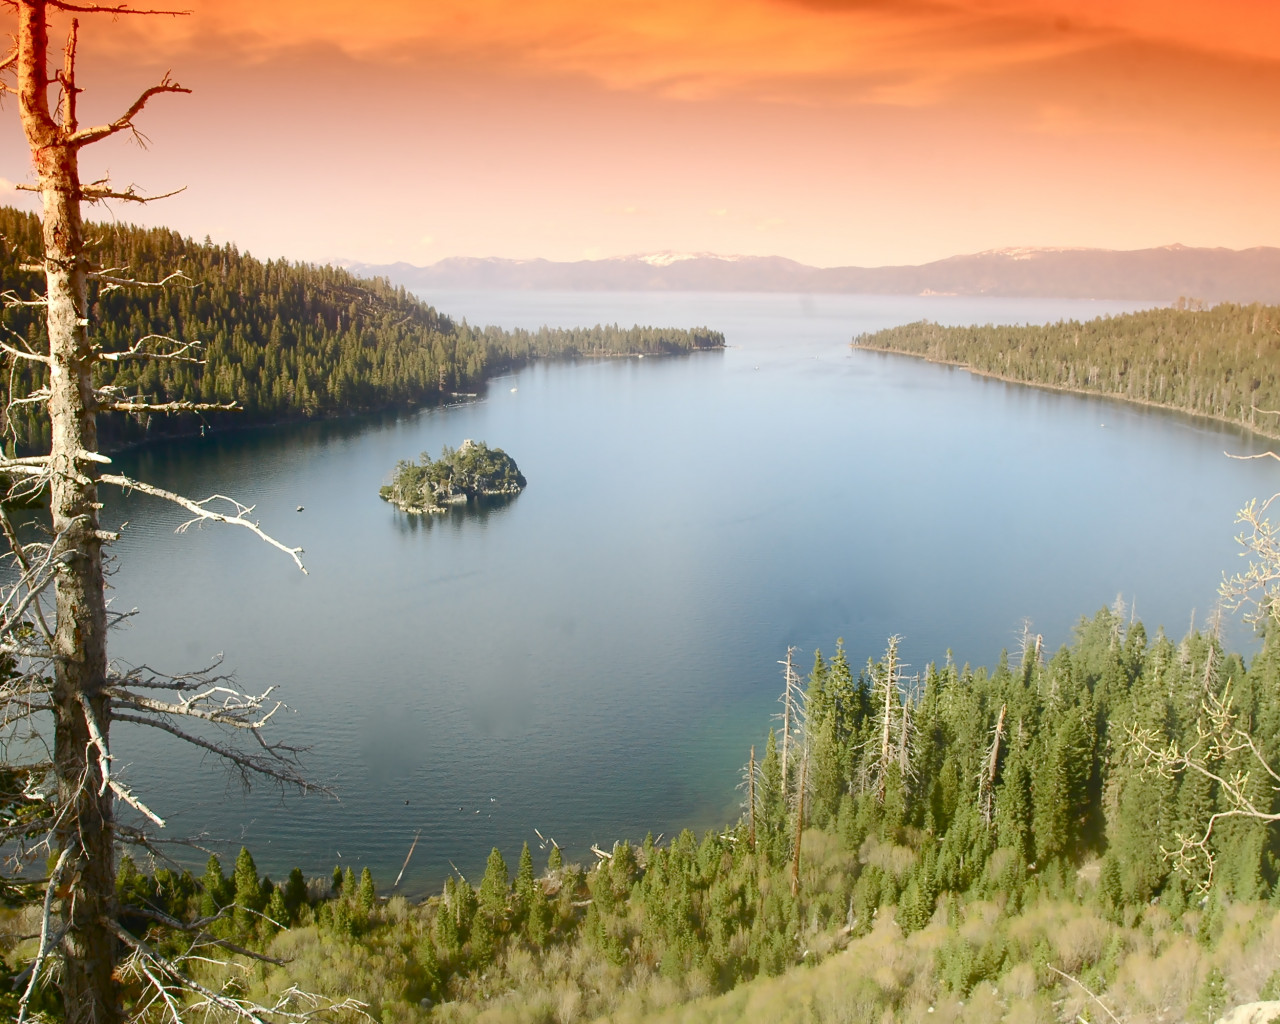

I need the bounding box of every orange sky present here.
[2,0,1279,267]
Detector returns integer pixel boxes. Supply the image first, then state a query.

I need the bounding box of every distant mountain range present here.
[342,245,1280,303]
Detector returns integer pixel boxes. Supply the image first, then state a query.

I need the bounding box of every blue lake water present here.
[99,291,1279,895]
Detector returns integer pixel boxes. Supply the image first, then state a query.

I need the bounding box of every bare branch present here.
[1127,683,1280,890]
[15,847,70,1024]
[1047,966,1122,1024]
[110,711,323,793]
[96,333,201,364]
[111,682,285,730]
[0,338,49,363]
[78,692,111,796]
[99,474,308,573]
[127,906,288,966]
[96,396,240,415]
[89,269,190,291]
[47,2,192,13]
[55,18,80,133]
[108,921,370,1024]
[109,779,166,828]
[67,73,190,148]
[80,182,186,204]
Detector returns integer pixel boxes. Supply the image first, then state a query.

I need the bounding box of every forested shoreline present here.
[854,303,1280,439]
[0,207,724,453]
[10,607,1279,1022]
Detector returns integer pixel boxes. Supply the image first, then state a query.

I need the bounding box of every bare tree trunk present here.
[780,647,793,795]
[877,636,899,803]
[979,703,1006,827]
[17,6,117,1020]
[4,8,325,1022]
[747,744,756,851]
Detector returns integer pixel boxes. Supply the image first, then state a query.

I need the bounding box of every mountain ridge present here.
[340,244,1280,303]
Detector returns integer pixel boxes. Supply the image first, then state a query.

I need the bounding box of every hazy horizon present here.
[1,1,1277,271]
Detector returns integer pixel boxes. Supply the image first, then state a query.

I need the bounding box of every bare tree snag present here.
[17,6,125,1017]
[0,6,324,1023]
[747,744,756,851]
[874,635,902,803]
[776,646,805,803]
[978,703,1006,826]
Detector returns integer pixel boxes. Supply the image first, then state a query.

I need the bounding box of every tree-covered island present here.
[380,440,527,513]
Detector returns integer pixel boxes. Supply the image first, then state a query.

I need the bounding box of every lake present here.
[99,291,1279,896]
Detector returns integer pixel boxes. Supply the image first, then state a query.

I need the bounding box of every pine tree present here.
[513,842,535,924]
[357,867,376,913]
[231,847,265,938]
[283,867,308,924]
[199,854,230,919]
[477,847,509,931]
[994,745,1033,864]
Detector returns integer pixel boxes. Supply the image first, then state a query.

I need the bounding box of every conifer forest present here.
[0,207,724,454]
[11,608,1280,1023]
[856,305,1280,437]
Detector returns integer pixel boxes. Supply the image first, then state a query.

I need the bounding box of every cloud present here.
[67,0,1280,119]
[70,0,1099,105]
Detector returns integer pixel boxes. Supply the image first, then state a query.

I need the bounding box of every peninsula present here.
[379,440,526,513]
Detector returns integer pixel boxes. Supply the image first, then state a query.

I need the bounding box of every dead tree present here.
[0,5,347,1023]
[1015,618,1042,675]
[866,634,904,803]
[977,703,1006,826]
[775,645,805,802]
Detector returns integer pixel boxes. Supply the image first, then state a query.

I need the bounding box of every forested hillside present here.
[18,608,1280,1022]
[0,208,723,451]
[855,303,1280,437]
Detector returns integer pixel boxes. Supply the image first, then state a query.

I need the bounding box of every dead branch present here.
[80,182,187,204]
[55,17,79,132]
[90,268,190,291]
[68,72,190,148]
[14,847,69,1024]
[126,906,289,966]
[96,335,202,365]
[110,711,322,792]
[95,397,240,415]
[110,919,370,1024]
[46,2,192,14]
[99,474,308,573]
[1128,683,1280,889]
[1220,495,1280,626]
[109,779,166,828]
[1047,965,1123,1024]
[109,682,285,730]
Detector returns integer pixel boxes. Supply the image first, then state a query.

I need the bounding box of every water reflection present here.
[390,492,522,534]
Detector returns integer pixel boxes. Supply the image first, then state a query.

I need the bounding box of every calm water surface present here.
[99,292,1278,894]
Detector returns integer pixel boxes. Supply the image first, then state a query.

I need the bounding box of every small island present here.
[379,439,527,514]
